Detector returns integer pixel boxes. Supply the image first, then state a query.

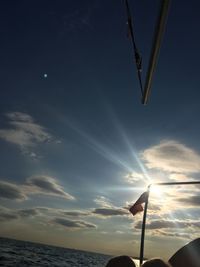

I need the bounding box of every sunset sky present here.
[0,0,200,260]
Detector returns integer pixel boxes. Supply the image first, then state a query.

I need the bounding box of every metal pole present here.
[153,181,200,186]
[139,185,151,266]
[138,180,200,265]
[142,0,170,105]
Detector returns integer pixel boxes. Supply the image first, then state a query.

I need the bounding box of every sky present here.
[0,0,200,260]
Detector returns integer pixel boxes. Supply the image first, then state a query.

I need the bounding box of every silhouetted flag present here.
[129,191,148,216]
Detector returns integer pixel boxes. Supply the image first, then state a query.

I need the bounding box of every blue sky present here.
[0,0,200,260]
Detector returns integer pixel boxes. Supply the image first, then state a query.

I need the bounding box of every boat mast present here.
[125,0,170,104]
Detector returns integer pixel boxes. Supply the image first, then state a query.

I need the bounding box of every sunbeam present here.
[105,105,152,183]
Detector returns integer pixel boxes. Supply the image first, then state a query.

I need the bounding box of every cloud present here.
[0,112,58,155]
[0,213,18,222]
[0,206,45,223]
[142,140,200,174]
[169,173,191,181]
[61,211,89,217]
[92,208,128,217]
[135,219,200,230]
[21,207,90,221]
[0,207,18,222]
[177,195,200,207]
[0,176,75,201]
[52,218,97,229]
[124,171,145,184]
[34,206,129,219]
[26,206,129,219]
[146,220,188,229]
[26,176,75,200]
[115,231,124,234]
[0,181,26,200]
[93,196,113,208]
[153,229,192,240]
[18,208,39,217]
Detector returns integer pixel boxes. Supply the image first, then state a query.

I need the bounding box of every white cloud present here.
[142,140,200,174]
[115,231,124,234]
[93,196,113,208]
[0,112,57,155]
[169,173,193,181]
[124,171,145,184]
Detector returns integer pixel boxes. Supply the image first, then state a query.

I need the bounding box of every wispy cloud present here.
[0,206,98,233]
[0,112,59,156]
[0,207,19,222]
[0,207,39,222]
[143,219,189,230]
[35,206,129,219]
[18,208,39,218]
[26,176,75,200]
[177,195,200,207]
[169,173,192,181]
[0,176,75,201]
[93,196,113,208]
[124,171,146,184]
[52,218,97,230]
[142,140,200,174]
[0,181,26,201]
[135,218,200,232]
[61,211,89,217]
[92,208,128,217]
[153,229,192,240]
[92,195,129,217]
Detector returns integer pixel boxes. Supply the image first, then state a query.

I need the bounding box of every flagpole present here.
[139,185,151,266]
[138,181,200,265]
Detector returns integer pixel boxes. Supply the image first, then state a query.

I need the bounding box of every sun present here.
[150,185,162,198]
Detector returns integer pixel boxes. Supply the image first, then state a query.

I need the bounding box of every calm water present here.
[0,237,112,267]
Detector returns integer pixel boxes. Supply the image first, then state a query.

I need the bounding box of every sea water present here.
[0,237,140,266]
[0,237,112,267]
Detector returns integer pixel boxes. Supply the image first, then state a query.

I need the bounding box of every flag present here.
[129,191,148,216]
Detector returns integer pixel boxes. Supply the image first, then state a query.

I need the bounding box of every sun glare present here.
[150,185,162,198]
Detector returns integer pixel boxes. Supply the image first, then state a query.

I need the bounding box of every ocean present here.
[0,237,112,267]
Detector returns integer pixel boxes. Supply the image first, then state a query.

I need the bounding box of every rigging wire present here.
[124,0,170,105]
[125,0,143,97]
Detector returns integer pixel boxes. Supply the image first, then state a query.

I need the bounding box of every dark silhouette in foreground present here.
[142,258,171,267]
[169,238,200,267]
[105,255,136,267]
[105,238,200,267]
